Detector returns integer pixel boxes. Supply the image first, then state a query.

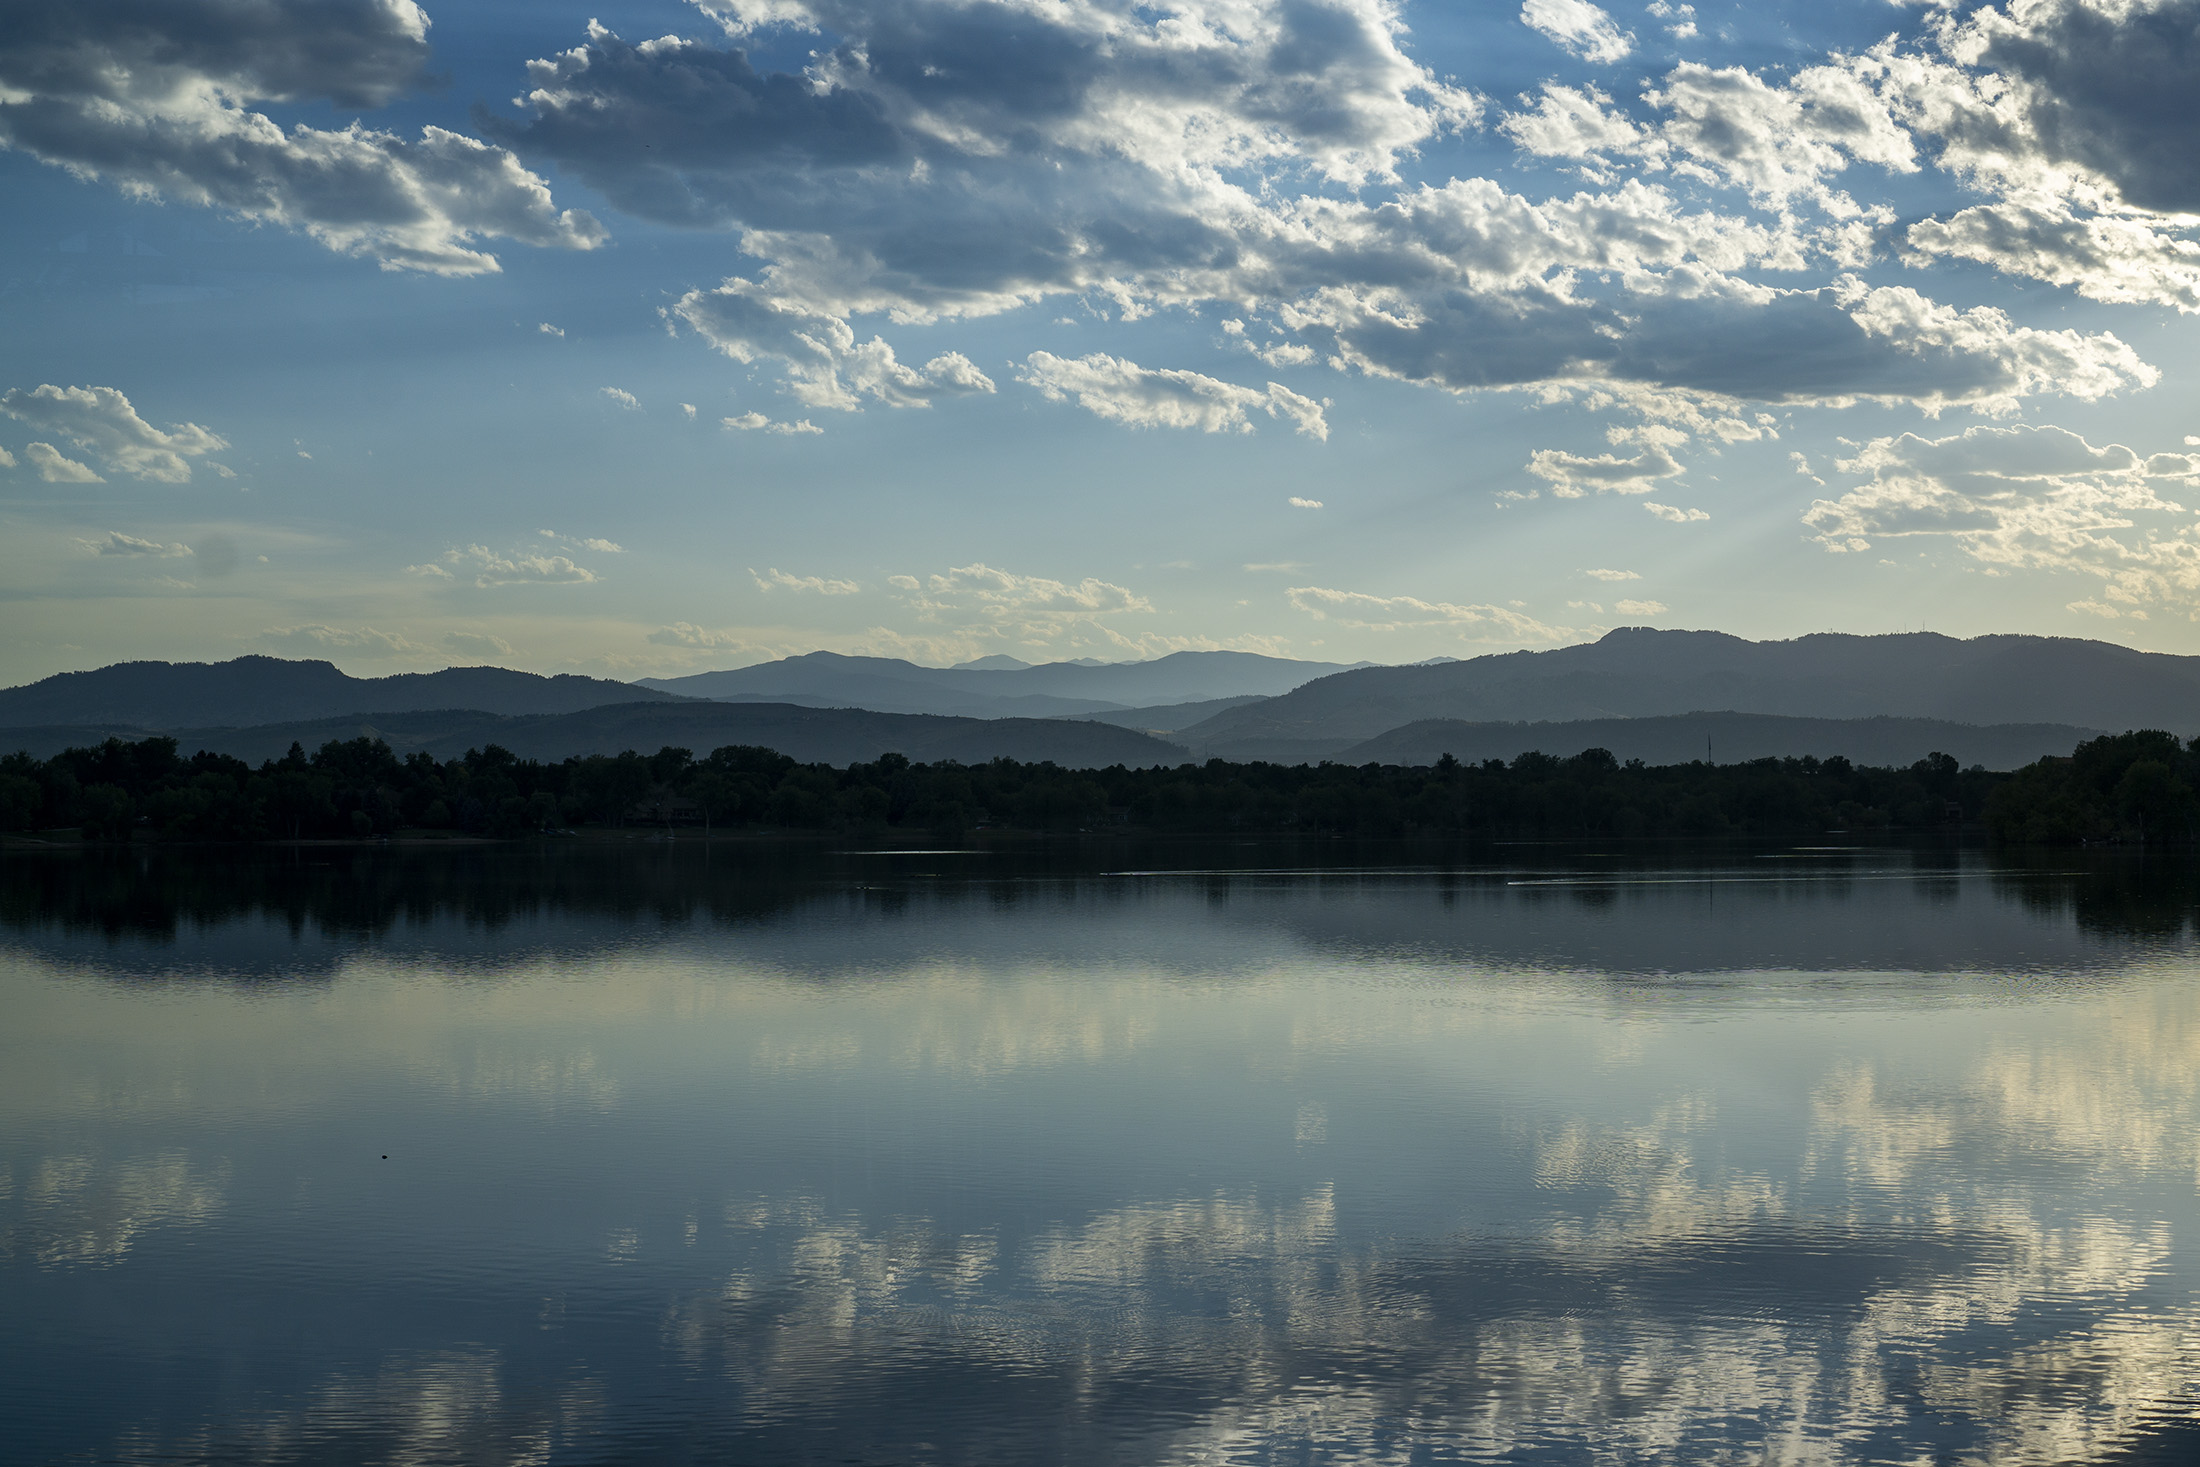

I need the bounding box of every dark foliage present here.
[0,733,2021,842]
[1984,730,2200,845]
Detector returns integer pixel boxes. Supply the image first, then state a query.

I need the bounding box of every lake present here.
[4,838,2199,1464]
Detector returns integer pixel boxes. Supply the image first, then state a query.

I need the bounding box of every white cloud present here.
[1288,497,1325,509]
[646,622,768,653]
[1528,441,1684,497]
[0,0,603,274]
[0,445,13,468]
[1286,585,1575,642]
[892,563,1157,652]
[428,544,600,588]
[261,625,432,659]
[77,530,190,557]
[1521,0,1634,64]
[1803,423,2200,611]
[24,443,102,483]
[722,411,823,435]
[539,323,565,337]
[1644,502,1709,522]
[1,385,223,481]
[443,631,515,659]
[1019,353,1329,440]
[601,387,639,409]
[489,6,2155,428]
[678,280,996,412]
[537,529,624,553]
[1614,598,1668,615]
[1581,567,1640,581]
[752,566,861,595]
[1907,199,2200,313]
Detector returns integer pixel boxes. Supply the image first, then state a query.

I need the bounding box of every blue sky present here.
[4,0,2200,683]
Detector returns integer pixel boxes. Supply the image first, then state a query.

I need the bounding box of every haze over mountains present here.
[2,630,2193,770]
[637,650,1360,719]
[0,657,680,729]
[1174,630,2200,761]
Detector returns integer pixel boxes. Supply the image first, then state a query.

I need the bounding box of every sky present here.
[4,0,2200,685]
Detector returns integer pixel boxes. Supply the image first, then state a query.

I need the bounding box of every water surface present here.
[5,839,2200,1464]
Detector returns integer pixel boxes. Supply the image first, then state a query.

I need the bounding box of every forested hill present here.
[0,657,683,728]
[1178,630,2200,754]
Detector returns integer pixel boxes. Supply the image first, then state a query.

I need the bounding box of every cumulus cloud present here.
[0,0,603,274]
[1614,598,1668,615]
[1,385,223,481]
[601,387,639,409]
[1528,440,1683,497]
[1581,567,1639,581]
[539,323,564,337]
[1521,0,1633,65]
[1644,502,1709,522]
[261,624,432,659]
[1289,497,1324,509]
[23,443,103,483]
[443,630,515,659]
[537,529,624,552]
[752,566,860,595]
[891,562,1156,651]
[723,411,823,435]
[678,280,996,412]
[1803,423,2200,610]
[482,3,2158,430]
[418,544,600,587]
[77,530,190,557]
[647,622,766,652]
[1020,353,1329,439]
[1286,585,1574,642]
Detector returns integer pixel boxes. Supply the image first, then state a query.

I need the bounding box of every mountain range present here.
[0,657,681,729]
[4,630,2194,771]
[636,649,1358,719]
[1173,629,2200,760]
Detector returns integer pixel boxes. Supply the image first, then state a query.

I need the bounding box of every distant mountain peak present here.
[954,655,1032,670]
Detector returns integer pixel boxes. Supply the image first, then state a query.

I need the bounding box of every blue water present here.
[4,841,2199,1464]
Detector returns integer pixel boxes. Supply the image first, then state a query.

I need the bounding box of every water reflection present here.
[3,842,2200,1464]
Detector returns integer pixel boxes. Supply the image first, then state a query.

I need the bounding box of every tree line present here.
[0,727,2191,844]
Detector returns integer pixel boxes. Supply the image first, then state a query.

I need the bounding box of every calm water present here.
[6,839,2200,1465]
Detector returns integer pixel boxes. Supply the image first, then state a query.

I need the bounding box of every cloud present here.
[1644,502,1709,522]
[1803,423,2200,610]
[261,625,432,659]
[1,385,223,481]
[601,387,639,409]
[537,529,624,553]
[0,445,13,468]
[76,530,190,557]
[1244,562,1310,572]
[1521,0,1633,65]
[483,6,2155,429]
[647,622,765,652]
[1906,199,2200,313]
[1019,353,1329,439]
[539,323,565,337]
[752,566,860,595]
[1288,497,1325,510]
[426,544,600,588]
[0,0,604,274]
[892,563,1156,651]
[24,443,103,483]
[722,411,823,435]
[1613,598,1668,615]
[443,630,515,659]
[678,280,996,412]
[1581,568,1639,581]
[1528,441,1683,497]
[1286,585,1574,642]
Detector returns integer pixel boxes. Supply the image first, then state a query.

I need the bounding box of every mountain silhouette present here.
[638,649,1355,718]
[1177,629,2200,757]
[0,656,682,729]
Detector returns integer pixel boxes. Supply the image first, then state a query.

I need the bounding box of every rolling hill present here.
[0,656,681,729]
[0,702,1186,768]
[638,649,1353,718]
[1177,629,2200,757]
